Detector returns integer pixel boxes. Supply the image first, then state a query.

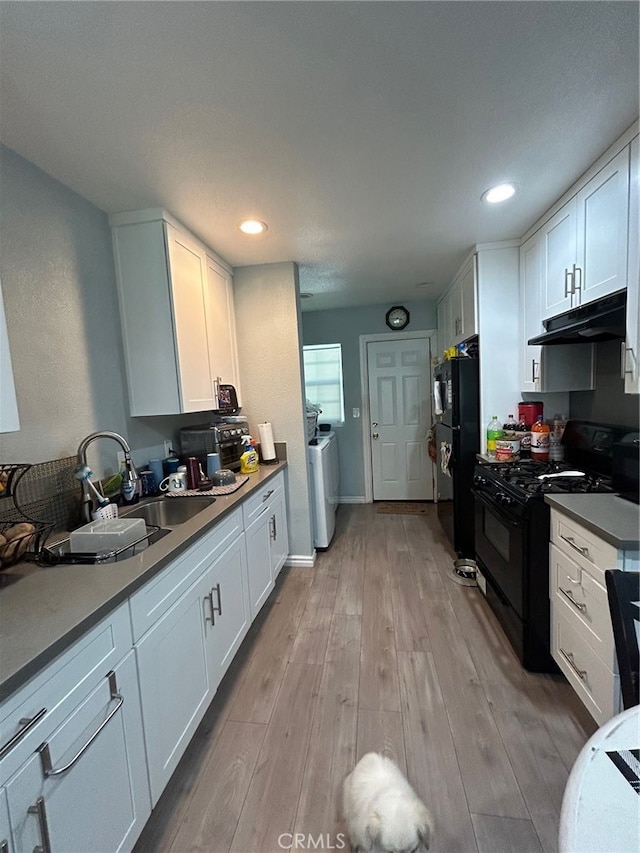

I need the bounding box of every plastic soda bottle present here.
[531,415,550,462]
[486,415,503,458]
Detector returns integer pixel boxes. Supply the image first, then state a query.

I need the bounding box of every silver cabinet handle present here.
[621,342,634,378]
[38,671,123,778]
[531,359,539,383]
[212,583,222,618]
[28,797,52,853]
[572,264,582,295]
[1,839,9,853]
[564,268,573,297]
[262,489,274,503]
[559,534,590,559]
[559,586,587,612]
[206,589,216,625]
[269,514,276,541]
[559,648,587,680]
[0,707,47,759]
[273,513,277,541]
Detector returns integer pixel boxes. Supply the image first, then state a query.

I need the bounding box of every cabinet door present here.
[624,137,639,394]
[0,788,12,853]
[449,276,463,344]
[244,507,274,620]
[5,651,149,853]
[520,233,543,392]
[205,537,250,684]
[269,491,289,579]
[459,256,477,341]
[576,146,630,305]
[204,256,241,404]
[165,224,216,412]
[135,571,213,804]
[436,293,451,358]
[543,198,577,318]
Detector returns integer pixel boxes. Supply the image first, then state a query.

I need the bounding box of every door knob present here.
[372,433,379,440]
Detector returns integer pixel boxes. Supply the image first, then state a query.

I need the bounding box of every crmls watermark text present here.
[277,832,347,850]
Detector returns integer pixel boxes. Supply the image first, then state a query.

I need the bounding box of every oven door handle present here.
[472,489,521,528]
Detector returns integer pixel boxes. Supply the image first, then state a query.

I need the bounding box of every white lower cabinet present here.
[0,787,12,853]
[549,508,639,725]
[3,649,149,853]
[134,530,250,805]
[243,471,288,619]
[270,488,289,579]
[135,569,214,805]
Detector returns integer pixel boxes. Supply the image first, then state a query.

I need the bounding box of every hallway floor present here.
[134,503,596,853]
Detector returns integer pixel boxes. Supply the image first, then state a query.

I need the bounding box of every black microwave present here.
[612,434,640,504]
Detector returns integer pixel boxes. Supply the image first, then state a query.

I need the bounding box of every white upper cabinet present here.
[436,253,477,353]
[623,136,639,394]
[543,147,630,319]
[110,210,241,416]
[521,227,594,394]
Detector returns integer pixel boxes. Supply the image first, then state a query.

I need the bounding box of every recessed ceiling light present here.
[239,219,268,235]
[482,183,517,204]
[416,281,435,289]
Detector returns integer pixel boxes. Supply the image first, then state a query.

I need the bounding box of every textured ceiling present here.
[0,1,638,311]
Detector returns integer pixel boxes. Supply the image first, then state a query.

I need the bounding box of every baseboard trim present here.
[337,496,367,504]
[284,553,316,568]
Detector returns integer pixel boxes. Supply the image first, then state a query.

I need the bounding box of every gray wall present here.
[233,263,313,562]
[302,301,438,500]
[0,145,222,474]
[570,340,640,428]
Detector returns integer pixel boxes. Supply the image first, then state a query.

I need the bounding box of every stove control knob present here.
[473,475,487,487]
[496,492,514,506]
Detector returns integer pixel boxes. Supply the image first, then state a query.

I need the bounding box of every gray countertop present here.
[0,462,287,703]
[544,493,640,550]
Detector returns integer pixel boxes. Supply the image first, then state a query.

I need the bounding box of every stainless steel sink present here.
[120,496,216,527]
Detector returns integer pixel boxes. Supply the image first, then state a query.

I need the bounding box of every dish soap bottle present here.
[240,436,259,474]
[486,415,502,458]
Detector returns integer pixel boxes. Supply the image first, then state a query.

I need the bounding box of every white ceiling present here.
[1,2,638,312]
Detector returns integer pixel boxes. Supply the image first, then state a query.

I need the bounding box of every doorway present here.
[360,332,435,502]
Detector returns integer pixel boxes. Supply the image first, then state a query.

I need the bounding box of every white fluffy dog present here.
[342,752,434,852]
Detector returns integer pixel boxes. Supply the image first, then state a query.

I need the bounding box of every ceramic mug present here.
[159,470,188,493]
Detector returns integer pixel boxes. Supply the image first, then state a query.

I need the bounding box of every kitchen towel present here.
[258,422,277,462]
[433,380,443,415]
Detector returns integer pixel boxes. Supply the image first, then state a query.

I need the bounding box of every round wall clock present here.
[385,305,410,331]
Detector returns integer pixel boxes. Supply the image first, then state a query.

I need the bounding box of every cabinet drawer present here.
[129,508,242,641]
[550,510,618,583]
[551,608,620,726]
[0,602,132,780]
[241,473,283,527]
[550,543,616,670]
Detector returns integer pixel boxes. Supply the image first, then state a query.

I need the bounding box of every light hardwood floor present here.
[133,504,596,853]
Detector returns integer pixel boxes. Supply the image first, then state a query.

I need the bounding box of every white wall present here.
[0,145,214,474]
[233,263,313,562]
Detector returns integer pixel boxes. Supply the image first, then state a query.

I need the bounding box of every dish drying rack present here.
[40,523,166,566]
[0,464,53,570]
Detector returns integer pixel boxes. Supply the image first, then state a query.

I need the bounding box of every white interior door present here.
[367,337,433,501]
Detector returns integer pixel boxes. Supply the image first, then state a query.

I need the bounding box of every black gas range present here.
[472,420,623,672]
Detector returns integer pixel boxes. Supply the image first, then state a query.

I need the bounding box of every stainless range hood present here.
[528,290,627,346]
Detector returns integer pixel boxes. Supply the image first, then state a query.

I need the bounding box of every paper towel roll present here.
[258,422,277,461]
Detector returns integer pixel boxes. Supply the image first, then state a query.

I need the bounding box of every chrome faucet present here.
[76,431,139,521]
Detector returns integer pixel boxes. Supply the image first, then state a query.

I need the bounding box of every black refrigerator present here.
[434,358,480,557]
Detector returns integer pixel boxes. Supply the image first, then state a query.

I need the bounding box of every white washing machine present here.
[308,431,339,549]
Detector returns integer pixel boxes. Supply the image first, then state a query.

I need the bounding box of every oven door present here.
[473,489,525,618]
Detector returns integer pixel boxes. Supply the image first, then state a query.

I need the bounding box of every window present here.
[303,343,345,424]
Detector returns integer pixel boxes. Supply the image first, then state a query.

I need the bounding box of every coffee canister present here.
[518,401,543,428]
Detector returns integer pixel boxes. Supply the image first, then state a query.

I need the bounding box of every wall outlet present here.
[353,408,360,418]
[163,440,173,457]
